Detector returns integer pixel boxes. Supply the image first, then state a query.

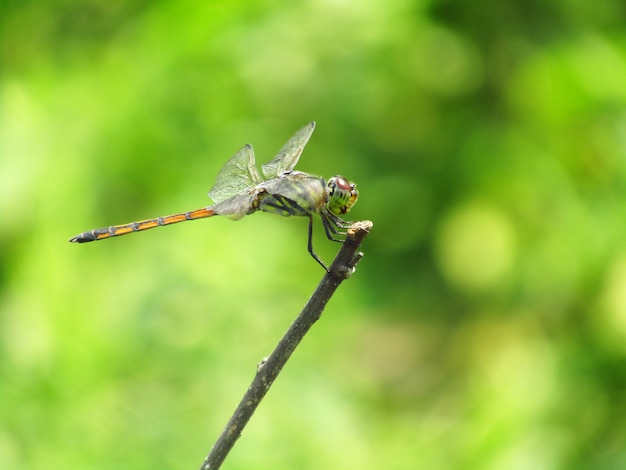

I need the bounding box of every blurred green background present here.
[2,1,626,469]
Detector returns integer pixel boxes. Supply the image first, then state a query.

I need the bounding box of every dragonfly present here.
[69,122,359,270]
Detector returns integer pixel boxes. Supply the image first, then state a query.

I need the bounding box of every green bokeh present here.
[2,1,626,469]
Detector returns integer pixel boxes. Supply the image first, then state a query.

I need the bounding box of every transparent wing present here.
[211,193,257,220]
[208,144,263,204]
[261,121,316,179]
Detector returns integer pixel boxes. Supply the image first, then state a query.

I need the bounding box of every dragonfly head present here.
[326,176,358,216]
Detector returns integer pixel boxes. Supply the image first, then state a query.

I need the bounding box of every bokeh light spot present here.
[435,202,515,291]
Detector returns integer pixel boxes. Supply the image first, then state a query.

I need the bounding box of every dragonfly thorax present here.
[326,176,358,216]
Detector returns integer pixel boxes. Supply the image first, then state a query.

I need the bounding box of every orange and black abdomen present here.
[69,207,216,243]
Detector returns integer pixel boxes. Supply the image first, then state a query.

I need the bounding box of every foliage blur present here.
[1,1,626,469]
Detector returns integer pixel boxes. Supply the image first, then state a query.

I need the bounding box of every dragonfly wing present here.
[211,192,257,220]
[261,122,316,179]
[208,144,263,204]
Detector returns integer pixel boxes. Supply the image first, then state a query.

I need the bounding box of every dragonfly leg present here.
[336,219,353,229]
[327,212,353,230]
[320,213,348,243]
[307,216,330,271]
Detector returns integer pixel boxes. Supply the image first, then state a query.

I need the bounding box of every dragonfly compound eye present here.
[326,176,359,216]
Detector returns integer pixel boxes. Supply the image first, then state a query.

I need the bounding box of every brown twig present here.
[198,220,373,470]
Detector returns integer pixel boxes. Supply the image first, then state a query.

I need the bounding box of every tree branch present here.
[198,220,373,470]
